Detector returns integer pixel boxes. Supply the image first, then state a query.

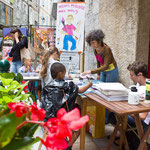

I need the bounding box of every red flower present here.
[41,108,89,150]
[44,118,59,133]
[60,108,80,122]
[56,122,72,140]
[41,134,68,150]
[8,102,28,117]
[30,102,46,121]
[61,108,89,131]
[68,115,89,131]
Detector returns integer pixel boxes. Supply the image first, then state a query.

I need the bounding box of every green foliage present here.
[0,111,40,150]
[0,112,17,148]
[0,73,40,149]
[0,73,34,111]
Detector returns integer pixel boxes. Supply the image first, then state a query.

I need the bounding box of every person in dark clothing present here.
[41,62,92,120]
[9,28,28,73]
[41,62,92,150]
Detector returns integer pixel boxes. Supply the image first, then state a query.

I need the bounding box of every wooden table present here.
[80,93,150,150]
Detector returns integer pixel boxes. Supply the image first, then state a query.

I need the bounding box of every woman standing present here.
[82,29,118,82]
[82,29,118,124]
[9,28,28,73]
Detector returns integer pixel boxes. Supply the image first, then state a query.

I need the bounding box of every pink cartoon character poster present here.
[56,2,85,52]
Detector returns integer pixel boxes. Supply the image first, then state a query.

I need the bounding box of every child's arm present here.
[78,81,92,93]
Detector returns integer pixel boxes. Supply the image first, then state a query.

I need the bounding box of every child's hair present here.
[40,47,60,78]
[10,28,23,41]
[22,57,32,65]
[38,51,45,57]
[51,62,66,79]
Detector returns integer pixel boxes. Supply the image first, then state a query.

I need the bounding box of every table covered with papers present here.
[92,82,128,101]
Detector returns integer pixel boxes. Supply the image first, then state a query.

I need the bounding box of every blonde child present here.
[18,57,34,74]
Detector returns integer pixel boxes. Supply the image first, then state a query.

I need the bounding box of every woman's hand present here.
[14,32,19,43]
[81,70,91,76]
[88,81,93,87]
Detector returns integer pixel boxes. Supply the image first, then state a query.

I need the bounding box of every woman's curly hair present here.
[86,29,105,46]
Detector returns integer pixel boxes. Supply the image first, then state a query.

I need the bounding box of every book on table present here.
[92,82,128,101]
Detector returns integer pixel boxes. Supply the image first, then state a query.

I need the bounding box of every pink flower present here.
[8,102,28,117]
[30,102,46,121]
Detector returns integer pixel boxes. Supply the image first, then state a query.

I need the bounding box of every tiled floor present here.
[72,123,119,150]
[32,123,119,150]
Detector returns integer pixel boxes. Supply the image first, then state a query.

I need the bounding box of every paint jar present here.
[145,79,150,103]
[128,86,139,105]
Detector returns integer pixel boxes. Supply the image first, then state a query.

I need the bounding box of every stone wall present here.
[136,0,150,64]
[84,0,101,74]
[84,0,150,87]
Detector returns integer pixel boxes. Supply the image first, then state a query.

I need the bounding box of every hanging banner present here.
[56,2,85,52]
[33,28,55,53]
[3,28,27,37]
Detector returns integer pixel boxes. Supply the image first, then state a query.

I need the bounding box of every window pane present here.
[7,6,13,26]
[0,2,6,25]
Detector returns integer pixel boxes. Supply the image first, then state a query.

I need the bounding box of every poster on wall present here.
[60,51,79,73]
[2,46,13,62]
[33,28,55,53]
[56,2,86,52]
[3,28,27,37]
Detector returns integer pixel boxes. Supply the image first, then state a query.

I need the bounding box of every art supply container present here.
[128,86,139,105]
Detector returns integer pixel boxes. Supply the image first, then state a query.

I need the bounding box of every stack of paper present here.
[92,82,128,101]
[79,74,95,80]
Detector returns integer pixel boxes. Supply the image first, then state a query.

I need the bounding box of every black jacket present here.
[9,36,28,62]
[41,79,78,120]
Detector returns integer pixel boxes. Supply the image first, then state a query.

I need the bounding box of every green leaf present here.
[1,78,13,86]
[0,108,10,117]
[0,86,8,92]
[15,123,39,138]
[1,73,15,79]
[26,124,39,137]
[1,136,40,150]
[0,112,17,148]
[7,81,20,91]
[15,81,29,97]
[0,96,12,104]
[14,73,23,83]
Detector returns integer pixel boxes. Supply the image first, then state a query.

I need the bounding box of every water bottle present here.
[68,56,73,74]
[128,86,139,105]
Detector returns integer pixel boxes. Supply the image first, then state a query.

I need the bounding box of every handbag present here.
[20,41,36,62]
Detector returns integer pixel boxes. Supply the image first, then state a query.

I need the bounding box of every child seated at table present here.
[41,62,92,119]
[18,57,34,74]
[41,62,92,150]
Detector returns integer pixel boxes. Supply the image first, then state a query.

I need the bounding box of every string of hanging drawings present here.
[92,82,128,101]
